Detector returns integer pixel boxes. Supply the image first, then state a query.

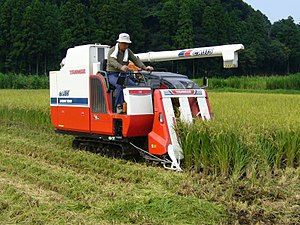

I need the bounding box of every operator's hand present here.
[146,66,154,71]
[121,65,129,72]
[135,73,143,80]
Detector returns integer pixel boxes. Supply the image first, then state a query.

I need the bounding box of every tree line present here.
[0,0,299,77]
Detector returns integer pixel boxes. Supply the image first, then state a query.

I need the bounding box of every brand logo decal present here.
[178,48,214,57]
[129,90,151,95]
[59,90,70,96]
[70,69,86,75]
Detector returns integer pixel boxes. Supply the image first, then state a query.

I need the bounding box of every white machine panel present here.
[178,97,193,123]
[50,44,111,108]
[50,71,58,106]
[162,97,184,160]
[123,87,153,115]
[197,98,211,120]
[55,69,90,107]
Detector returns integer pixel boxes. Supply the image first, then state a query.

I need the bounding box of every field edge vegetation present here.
[1,73,300,92]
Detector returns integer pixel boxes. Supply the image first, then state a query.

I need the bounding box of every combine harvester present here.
[50,43,244,171]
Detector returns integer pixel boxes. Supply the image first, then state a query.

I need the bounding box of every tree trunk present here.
[44,55,47,75]
[36,57,39,75]
[192,59,195,79]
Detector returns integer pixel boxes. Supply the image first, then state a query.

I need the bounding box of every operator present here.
[107,33,154,113]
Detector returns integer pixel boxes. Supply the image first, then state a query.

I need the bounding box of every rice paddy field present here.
[0,89,299,224]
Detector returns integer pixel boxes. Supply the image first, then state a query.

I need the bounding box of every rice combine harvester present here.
[50,43,244,171]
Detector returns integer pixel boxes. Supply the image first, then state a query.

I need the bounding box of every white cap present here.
[117,33,132,44]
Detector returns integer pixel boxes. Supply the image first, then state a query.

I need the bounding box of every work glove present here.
[146,66,154,71]
[121,65,129,72]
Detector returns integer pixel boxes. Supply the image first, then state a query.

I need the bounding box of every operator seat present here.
[99,59,114,91]
[99,59,116,113]
[100,59,107,71]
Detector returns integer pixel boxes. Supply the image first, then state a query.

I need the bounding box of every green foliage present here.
[174,1,194,49]
[60,0,92,50]
[202,2,230,46]
[270,17,300,73]
[0,73,49,89]
[1,72,300,91]
[0,0,300,76]
[196,73,300,91]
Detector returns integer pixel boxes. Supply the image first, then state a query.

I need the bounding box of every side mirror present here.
[201,76,208,89]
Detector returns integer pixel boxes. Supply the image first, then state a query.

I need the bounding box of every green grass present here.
[0,89,299,224]
[207,87,300,94]
[1,73,300,91]
[0,123,299,224]
[0,73,49,89]
[0,124,227,224]
[195,73,300,91]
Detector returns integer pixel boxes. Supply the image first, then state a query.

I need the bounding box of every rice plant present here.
[177,92,300,180]
[0,89,50,128]
[196,73,300,91]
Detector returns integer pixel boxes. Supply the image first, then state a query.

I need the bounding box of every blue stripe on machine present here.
[178,51,185,57]
[195,90,203,95]
[50,98,88,105]
[164,90,173,95]
[58,98,88,105]
[50,98,58,104]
